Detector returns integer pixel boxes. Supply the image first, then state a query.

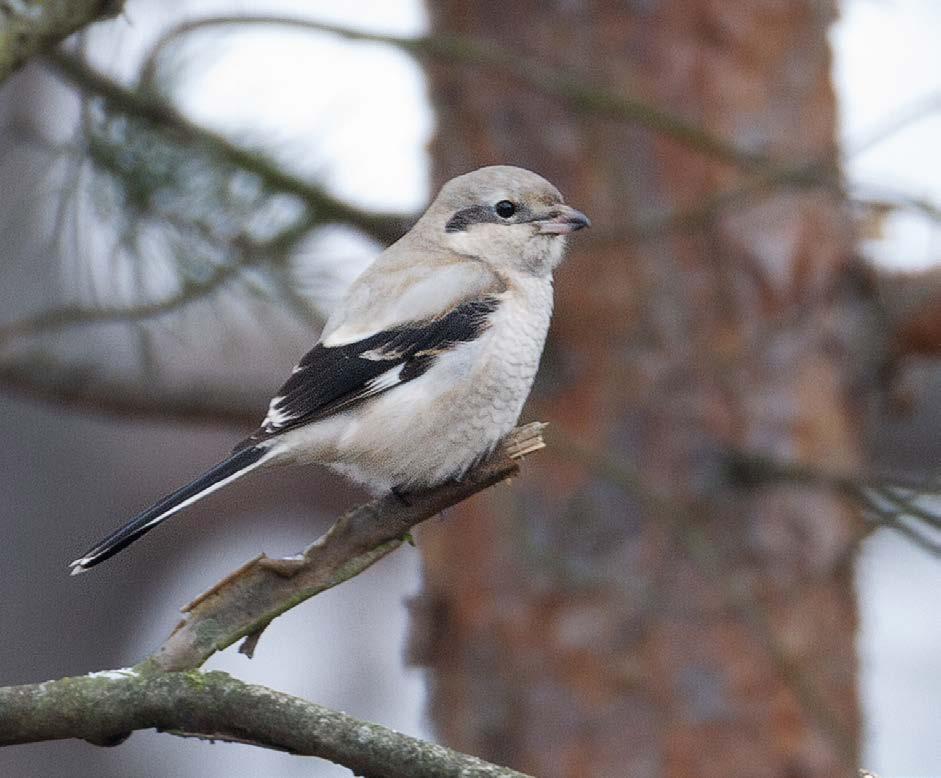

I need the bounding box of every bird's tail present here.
[69,445,272,574]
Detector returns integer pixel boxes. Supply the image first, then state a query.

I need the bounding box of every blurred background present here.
[0,1,939,776]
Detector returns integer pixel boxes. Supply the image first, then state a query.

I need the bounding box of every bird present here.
[69,165,589,574]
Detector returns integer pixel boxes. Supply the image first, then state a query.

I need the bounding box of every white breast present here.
[285,274,554,492]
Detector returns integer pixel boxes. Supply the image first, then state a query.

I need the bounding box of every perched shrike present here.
[70,166,589,573]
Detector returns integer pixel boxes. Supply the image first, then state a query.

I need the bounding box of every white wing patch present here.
[261,365,405,434]
[263,395,293,431]
[238,293,502,449]
[360,346,406,361]
[364,365,405,394]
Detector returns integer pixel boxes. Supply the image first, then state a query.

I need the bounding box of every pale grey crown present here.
[435,165,564,213]
[414,165,589,275]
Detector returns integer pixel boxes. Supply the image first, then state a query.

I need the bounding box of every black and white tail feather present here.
[68,296,499,574]
[69,446,272,574]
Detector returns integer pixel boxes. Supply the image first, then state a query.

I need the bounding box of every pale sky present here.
[832,0,941,270]
[833,3,941,773]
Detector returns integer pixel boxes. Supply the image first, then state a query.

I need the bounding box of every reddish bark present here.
[880,268,941,359]
[412,3,866,776]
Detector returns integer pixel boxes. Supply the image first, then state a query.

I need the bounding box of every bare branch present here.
[618,157,839,243]
[855,489,941,558]
[136,14,768,170]
[0,0,123,85]
[146,422,546,671]
[724,448,935,494]
[847,91,941,156]
[862,485,941,532]
[43,49,413,246]
[0,265,241,344]
[853,192,941,226]
[0,669,531,777]
[0,352,259,427]
[726,449,941,558]
[0,214,318,345]
[590,90,941,245]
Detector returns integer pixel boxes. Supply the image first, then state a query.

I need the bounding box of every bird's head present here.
[422,165,590,276]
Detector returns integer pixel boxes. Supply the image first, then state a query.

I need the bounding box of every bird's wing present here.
[320,257,504,346]
[236,293,502,450]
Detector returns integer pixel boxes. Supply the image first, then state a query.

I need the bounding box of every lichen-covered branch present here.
[0,424,545,773]
[0,0,123,84]
[148,422,546,671]
[0,669,531,778]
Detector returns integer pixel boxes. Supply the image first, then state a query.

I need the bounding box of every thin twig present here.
[0,213,318,345]
[0,352,260,427]
[43,49,412,246]
[726,449,941,556]
[145,422,546,671]
[725,448,937,495]
[853,192,941,226]
[862,486,941,531]
[0,0,124,85]
[855,490,941,558]
[594,89,941,244]
[135,14,768,170]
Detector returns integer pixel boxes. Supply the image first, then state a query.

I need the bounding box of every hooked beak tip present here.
[572,210,591,230]
[536,207,591,235]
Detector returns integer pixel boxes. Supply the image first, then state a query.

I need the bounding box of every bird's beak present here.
[534,205,591,235]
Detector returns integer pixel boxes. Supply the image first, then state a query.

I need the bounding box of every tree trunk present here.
[411,3,866,776]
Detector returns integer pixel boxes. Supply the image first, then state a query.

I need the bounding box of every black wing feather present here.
[236,296,500,449]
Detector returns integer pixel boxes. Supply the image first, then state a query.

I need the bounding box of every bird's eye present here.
[495,200,516,219]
